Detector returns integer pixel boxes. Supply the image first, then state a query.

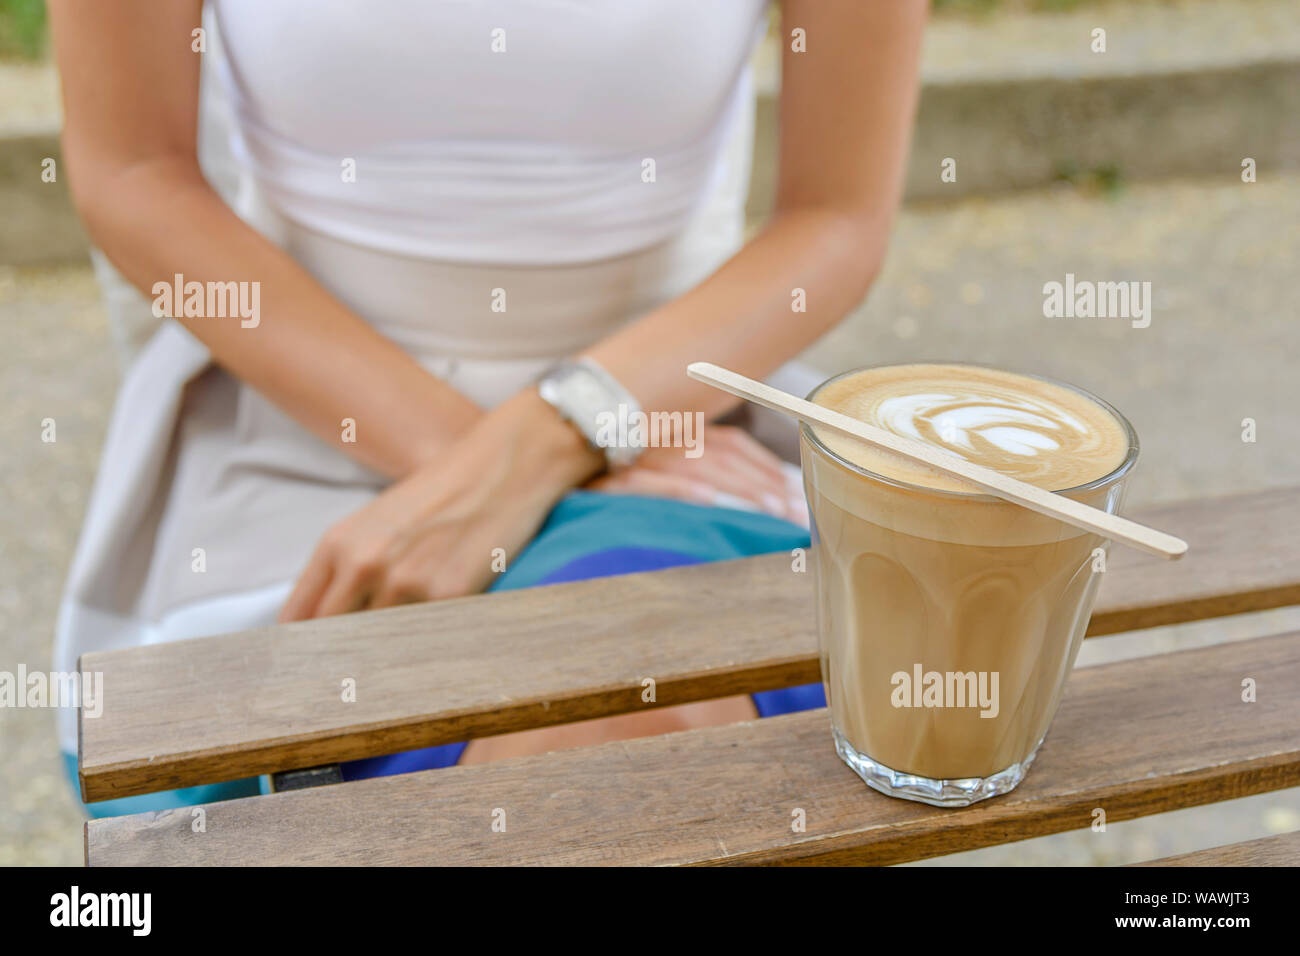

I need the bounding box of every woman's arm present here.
[47,0,482,479]
[583,0,927,420]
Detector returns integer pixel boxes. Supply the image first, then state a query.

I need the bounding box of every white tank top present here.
[210,0,768,264]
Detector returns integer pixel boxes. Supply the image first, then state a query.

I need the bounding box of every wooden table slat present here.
[79,487,1300,802]
[1131,830,1300,867]
[86,630,1300,866]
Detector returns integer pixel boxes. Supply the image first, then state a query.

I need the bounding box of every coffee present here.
[800,363,1136,806]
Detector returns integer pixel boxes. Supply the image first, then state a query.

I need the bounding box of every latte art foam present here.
[812,364,1130,493]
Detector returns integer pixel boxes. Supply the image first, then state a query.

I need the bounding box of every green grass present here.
[1054,161,1127,198]
[0,0,47,61]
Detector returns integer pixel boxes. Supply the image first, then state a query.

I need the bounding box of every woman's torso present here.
[210,0,768,267]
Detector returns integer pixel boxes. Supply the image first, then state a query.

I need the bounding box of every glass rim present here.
[799,361,1140,502]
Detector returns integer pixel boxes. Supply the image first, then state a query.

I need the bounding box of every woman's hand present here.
[279,390,603,621]
[588,424,808,526]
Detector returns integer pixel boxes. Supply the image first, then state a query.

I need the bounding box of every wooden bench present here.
[82,488,1300,865]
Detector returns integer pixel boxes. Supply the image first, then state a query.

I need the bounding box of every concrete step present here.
[2,0,1298,264]
[750,0,1300,213]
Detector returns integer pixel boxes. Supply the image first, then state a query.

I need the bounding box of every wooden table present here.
[81,488,1300,865]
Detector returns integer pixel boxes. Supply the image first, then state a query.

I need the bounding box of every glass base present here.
[831,726,1036,808]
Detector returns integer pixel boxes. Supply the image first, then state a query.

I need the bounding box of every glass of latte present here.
[800,363,1138,807]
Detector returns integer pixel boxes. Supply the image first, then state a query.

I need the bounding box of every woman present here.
[49,0,926,813]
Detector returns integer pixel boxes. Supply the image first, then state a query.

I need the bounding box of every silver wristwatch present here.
[536,357,643,469]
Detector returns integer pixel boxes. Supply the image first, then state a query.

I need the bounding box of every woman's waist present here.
[301,220,734,360]
[239,173,744,363]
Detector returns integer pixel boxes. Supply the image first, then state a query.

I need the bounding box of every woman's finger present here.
[591,468,719,507]
[635,427,797,519]
[693,451,790,515]
[782,462,811,527]
[312,554,380,618]
[706,426,789,486]
[653,439,792,518]
[278,549,335,623]
[595,464,793,519]
[366,566,431,611]
[713,433,807,523]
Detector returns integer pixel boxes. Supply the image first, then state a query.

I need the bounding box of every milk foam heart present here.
[811,363,1129,493]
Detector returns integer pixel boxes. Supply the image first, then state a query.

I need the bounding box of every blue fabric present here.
[488,491,809,589]
[340,491,822,780]
[67,491,825,815]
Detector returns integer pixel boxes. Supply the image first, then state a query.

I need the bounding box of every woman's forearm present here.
[583,207,887,420]
[75,157,482,478]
